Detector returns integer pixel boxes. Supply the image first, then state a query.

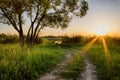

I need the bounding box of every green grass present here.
[87,43,120,80]
[0,43,64,80]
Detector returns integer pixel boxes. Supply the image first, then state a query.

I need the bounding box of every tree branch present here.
[1,8,19,32]
[27,5,40,40]
[0,12,4,15]
[32,5,40,25]
[18,13,23,33]
[33,9,46,39]
[0,21,10,24]
[35,25,43,40]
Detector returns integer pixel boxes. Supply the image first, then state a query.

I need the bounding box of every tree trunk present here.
[19,31,24,47]
[18,13,24,47]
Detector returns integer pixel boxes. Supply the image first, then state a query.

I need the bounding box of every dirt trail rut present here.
[38,50,72,80]
[76,51,98,80]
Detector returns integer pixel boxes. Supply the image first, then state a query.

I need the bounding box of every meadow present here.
[0,35,120,80]
[0,40,65,80]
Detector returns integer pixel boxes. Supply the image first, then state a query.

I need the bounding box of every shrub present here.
[62,35,82,44]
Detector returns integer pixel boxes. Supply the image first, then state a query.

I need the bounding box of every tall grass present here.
[87,43,120,80]
[0,42,64,80]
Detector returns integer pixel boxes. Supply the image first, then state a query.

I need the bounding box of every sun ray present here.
[82,37,98,51]
[101,36,111,70]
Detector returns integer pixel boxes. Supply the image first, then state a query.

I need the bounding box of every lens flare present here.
[81,35,111,71]
[101,36,111,70]
[82,37,98,51]
[81,36,111,70]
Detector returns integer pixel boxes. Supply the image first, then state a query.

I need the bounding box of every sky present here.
[0,0,120,36]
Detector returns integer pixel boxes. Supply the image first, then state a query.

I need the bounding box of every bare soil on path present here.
[76,51,98,80]
[38,49,98,80]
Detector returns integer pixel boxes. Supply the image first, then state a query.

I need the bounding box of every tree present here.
[0,0,89,46]
[0,0,30,47]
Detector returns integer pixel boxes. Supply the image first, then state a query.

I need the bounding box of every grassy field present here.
[87,42,120,80]
[1,35,120,80]
[0,41,65,80]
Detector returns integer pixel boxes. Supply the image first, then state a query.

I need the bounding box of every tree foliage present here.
[0,0,89,46]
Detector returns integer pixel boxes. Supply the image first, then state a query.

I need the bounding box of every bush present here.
[0,33,19,43]
[62,35,82,44]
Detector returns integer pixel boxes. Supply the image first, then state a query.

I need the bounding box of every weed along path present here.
[38,49,72,80]
[77,51,98,80]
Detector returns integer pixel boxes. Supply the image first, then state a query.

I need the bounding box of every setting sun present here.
[94,26,109,36]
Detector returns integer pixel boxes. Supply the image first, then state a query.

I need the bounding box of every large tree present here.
[0,0,89,46]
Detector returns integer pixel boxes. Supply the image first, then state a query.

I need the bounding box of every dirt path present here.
[38,49,98,80]
[38,49,72,80]
[76,51,98,80]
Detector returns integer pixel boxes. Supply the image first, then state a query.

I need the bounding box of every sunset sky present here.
[0,0,120,36]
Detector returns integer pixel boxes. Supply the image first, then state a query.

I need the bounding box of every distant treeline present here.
[61,35,98,44]
[61,35,120,46]
[0,33,42,44]
[0,33,120,45]
[62,35,83,44]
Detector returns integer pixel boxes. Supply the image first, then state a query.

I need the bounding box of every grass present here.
[0,41,65,80]
[87,43,120,80]
[1,36,120,80]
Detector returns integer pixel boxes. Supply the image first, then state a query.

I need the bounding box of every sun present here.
[94,26,108,36]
